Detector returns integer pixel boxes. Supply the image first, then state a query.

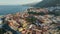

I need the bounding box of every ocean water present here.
[0,5,29,15]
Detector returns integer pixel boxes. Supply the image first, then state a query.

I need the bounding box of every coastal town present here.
[0,8,60,34]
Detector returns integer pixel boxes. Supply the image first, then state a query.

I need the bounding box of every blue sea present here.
[0,5,30,15]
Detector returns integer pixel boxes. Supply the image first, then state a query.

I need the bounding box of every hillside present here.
[34,0,60,8]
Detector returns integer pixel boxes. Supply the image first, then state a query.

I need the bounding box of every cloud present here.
[0,0,42,5]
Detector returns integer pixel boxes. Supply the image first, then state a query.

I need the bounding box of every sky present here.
[0,0,42,5]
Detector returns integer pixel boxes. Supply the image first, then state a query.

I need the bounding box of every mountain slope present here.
[33,0,60,7]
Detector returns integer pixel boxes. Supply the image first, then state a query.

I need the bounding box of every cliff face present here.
[33,0,60,8]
